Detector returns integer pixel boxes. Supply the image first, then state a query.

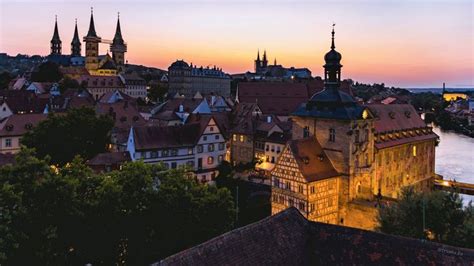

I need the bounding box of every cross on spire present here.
[331,23,336,50]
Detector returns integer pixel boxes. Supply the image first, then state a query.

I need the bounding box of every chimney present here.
[179,104,184,113]
[267,116,272,123]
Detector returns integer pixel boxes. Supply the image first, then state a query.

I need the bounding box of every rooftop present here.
[156,208,474,265]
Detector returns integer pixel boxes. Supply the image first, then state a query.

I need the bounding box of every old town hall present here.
[270,27,438,228]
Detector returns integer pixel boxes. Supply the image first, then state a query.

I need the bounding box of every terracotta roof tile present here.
[0,113,47,137]
[287,138,339,182]
[157,208,474,265]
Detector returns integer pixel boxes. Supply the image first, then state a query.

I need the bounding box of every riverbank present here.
[433,127,474,203]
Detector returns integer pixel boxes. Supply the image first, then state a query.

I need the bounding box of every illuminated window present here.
[240,135,244,142]
[233,134,237,141]
[207,156,214,165]
[413,145,417,157]
[310,186,315,194]
[188,148,193,155]
[362,109,369,119]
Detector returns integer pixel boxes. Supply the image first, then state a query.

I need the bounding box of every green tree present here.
[22,107,114,165]
[0,71,13,89]
[58,76,82,92]
[147,83,168,102]
[30,61,63,82]
[0,150,235,265]
[377,187,473,248]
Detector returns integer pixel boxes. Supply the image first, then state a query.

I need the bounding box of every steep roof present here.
[367,104,438,149]
[80,75,124,89]
[238,82,308,115]
[287,138,339,182]
[0,113,47,137]
[133,123,201,150]
[367,104,427,133]
[96,100,146,129]
[87,151,130,166]
[0,90,47,113]
[157,208,474,265]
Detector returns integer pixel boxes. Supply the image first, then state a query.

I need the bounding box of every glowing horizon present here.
[0,0,472,88]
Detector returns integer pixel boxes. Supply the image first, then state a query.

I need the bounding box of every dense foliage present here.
[30,62,63,82]
[147,83,168,103]
[377,187,474,248]
[22,107,114,165]
[0,71,13,90]
[0,149,235,264]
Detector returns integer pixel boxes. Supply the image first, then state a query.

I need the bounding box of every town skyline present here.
[1,0,473,88]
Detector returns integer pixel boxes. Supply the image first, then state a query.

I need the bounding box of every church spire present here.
[86,7,98,38]
[331,23,336,50]
[71,19,81,57]
[50,15,62,55]
[262,50,268,68]
[110,12,127,68]
[113,12,124,45]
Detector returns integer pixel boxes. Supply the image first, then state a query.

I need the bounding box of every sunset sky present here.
[0,0,472,88]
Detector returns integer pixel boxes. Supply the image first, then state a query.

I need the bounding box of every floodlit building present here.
[271,27,438,228]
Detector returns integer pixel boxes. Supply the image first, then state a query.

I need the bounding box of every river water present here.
[433,127,474,203]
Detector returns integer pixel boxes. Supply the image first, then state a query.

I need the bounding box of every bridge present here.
[433,179,474,195]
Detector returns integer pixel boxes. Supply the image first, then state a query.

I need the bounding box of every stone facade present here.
[168,60,231,98]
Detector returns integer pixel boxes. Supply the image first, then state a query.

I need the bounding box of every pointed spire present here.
[331,23,336,50]
[263,50,267,61]
[256,50,260,61]
[113,12,124,45]
[86,7,98,38]
[71,18,81,56]
[51,15,60,41]
[274,58,277,66]
[72,19,80,44]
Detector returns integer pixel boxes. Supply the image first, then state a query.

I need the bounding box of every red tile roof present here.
[96,100,146,129]
[79,75,125,89]
[87,151,131,166]
[0,90,47,113]
[157,208,474,265]
[133,123,201,150]
[367,104,428,133]
[367,104,438,149]
[0,113,47,137]
[286,138,339,182]
[238,80,354,115]
[238,82,308,115]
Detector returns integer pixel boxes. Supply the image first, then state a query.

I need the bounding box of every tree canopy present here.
[30,61,63,82]
[377,187,473,249]
[21,107,114,165]
[0,148,235,264]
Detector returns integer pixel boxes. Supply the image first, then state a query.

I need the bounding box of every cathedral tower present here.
[262,50,268,68]
[71,19,81,57]
[50,16,62,55]
[110,13,127,70]
[254,50,262,73]
[83,8,101,71]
